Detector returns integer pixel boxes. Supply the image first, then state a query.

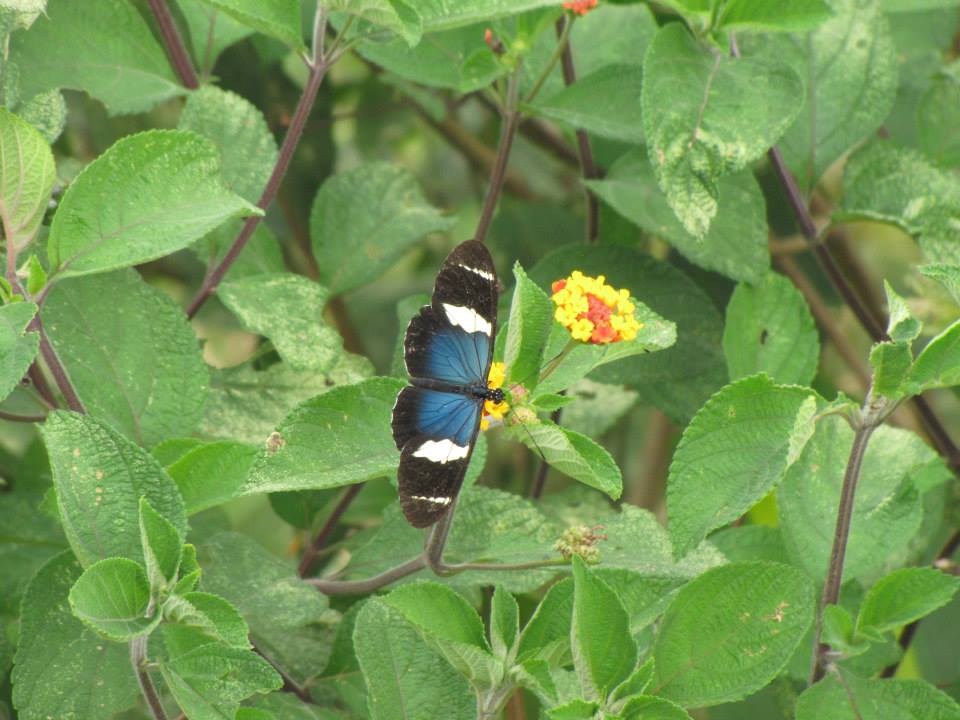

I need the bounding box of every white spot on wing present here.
[458,263,494,281]
[443,303,492,336]
[412,438,470,463]
[410,494,452,505]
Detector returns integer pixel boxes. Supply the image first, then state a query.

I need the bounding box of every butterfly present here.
[391,240,502,528]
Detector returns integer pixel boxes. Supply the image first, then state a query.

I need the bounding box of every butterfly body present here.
[391,240,499,528]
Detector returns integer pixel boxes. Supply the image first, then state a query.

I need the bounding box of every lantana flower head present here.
[481,361,509,431]
[563,0,598,16]
[551,271,642,344]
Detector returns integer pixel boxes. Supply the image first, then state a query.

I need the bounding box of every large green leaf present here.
[415,0,562,31]
[778,417,932,582]
[723,272,819,385]
[198,0,303,50]
[310,162,456,294]
[667,375,817,558]
[796,675,960,720]
[776,0,898,190]
[47,130,259,278]
[139,497,183,590]
[9,0,183,115]
[530,245,719,423]
[323,0,422,46]
[219,273,342,372]
[641,22,802,237]
[857,567,960,635]
[717,0,832,32]
[68,557,159,641]
[355,599,476,720]
[652,562,815,707]
[0,302,39,404]
[165,441,258,515]
[586,148,769,283]
[504,262,553,390]
[44,270,209,446]
[12,553,139,720]
[905,320,960,394]
[178,85,278,203]
[918,62,960,168]
[244,377,405,495]
[0,108,54,249]
[40,411,188,568]
[175,0,254,71]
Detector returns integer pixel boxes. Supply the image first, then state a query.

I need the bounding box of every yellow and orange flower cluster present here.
[551,271,642,344]
[481,361,509,431]
[563,0,598,16]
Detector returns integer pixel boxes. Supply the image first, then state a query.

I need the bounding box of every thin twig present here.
[529,406,562,499]
[185,13,331,318]
[36,328,85,412]
[250,638,314,704]
[27,364,57,408]
[474,76,521,245]
[146,0,200,89]
[0,409,45,423]
[131,636,168,720]
[298,484,363,577]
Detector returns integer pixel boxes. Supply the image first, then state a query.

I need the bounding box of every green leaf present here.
[857,567,960,635]
[9,0,183,115]
[918,63,960,167]
[718,0,832,32]
[47,130,260,278]
[0,0,45,33]
[198,0,303,50]
[323,0,422,46]
[778,417,930,581]
[667,375,817,558]
[587,148,769,284]
[174,544,201,594]
[531,245,724,423]
[0,302,38,403]
[547,699,598,720]
[517,578,574,664]
[652,562,815,707]
[490,586,519,661]
[822,604,861,654]
[139,497,183,590]
[14,88,67,144]
[160,641,282,720]
[839,140,960,264]
[414,0,563,31]
[610,660,654,703]
[883,0,960,8]
[508,420,622,500]
[178,85,278,203]
[219,273,342,372]
[642,22,802,237]
[884,281,922,343]
[12,553,139,720]
[68,557,158,641]
[869,341,913,400]
[354,599,476,720]
[776,0,897,190]
[797,674,960,720]
[571,556,636,701]
[163,591,250,651]
[245,377,406,495]
[40,411,188,568]
[25,254,46,295]
[165,441,258,515]
[43,270,209,446]
[619,696,693,720]
[723,273,819,385]
[176,0,254,70]
[0,108,54,249]
[310,163,457,294]
[906,320,960,394]
[921,263,960,306]
[199,352,374,445]
[531,65,644,144]
[504,263,553,389]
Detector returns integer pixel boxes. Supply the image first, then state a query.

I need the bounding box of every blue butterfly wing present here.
[403,306,489,386]
[392,386,481,450]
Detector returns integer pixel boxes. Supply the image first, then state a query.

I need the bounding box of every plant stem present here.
[555,17,600,243]
[130,636,168,720]
[809,396,885,684]
[146,0,199,89]
[185,12,331,319]
[0,409,46,423]
[298,483,363,577]
[474,75,521,245]
[523,17,573,104]
[36,328,85,412]
[309,555,428,596]
[250,638,313,704]
[529,405,562,499]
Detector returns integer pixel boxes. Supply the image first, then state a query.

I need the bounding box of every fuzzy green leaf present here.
[919,64,960,167]
[490,586,520,661]
[139,498,182,593]
[857,568,960,635]
[619,696,693,720]
[310,163,457,293]
[165,441,258,515]
[717,0,832,31]
[197,0,303,50]
[245,377,405,494]
[723,273,819,385]
[0,108,55,249]
[176,0,253,69]
[667,375,817,558]
[587,148,769,284]
[219,273,342,372]
[9,0,183,115]
[504,262,553,390]
[796,675,960,720]
[652,562,815,707]
[921,263,960,306]
[43,270,209,446]
[322,0,422,45]
[870,341,913,400]
[884,281,922,343]
[68,557,158,641]
[40,411,187,568]
[47,130,259,278]
[415,0,562,31]
[0,302,39,403]
[547,699,598,719]
[12,553,139,720]
[777,0,898,190]
[162,591,251,652]
[905,320,960,394]
[642,23,802,237]
[571,556,636,701]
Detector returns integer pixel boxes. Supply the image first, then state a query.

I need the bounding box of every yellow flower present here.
[480,361,509,431]
[550,271,644,345]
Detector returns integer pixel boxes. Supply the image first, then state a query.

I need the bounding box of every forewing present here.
[404,305,489,385]
[431,240,498,341]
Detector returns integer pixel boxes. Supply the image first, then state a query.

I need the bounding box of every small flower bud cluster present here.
[563,0,598,16]
[551,271,642,344]
[554,524,607,562]
[481,361,510,431]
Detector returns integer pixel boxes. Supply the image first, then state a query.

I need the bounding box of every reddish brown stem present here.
[298,483,363,577]
[146,0,200,89]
